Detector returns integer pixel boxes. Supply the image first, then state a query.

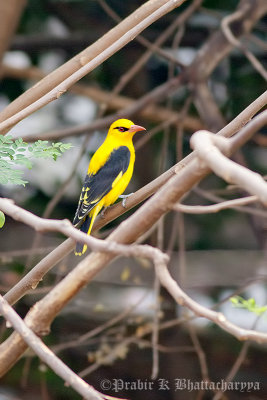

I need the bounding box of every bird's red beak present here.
[128,124,146,133]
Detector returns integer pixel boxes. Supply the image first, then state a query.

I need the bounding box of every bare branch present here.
[190,112,267,205]
[187,323,210,383]
[52,293,147,354]
[1,110,267,375]
[154,259,267,343]
[2,64,202,140]
[193,82,226,131]
[97,0,202,89]
[175,196,255,212]
[0,295,104,400]
[0,0,186,132]
[184,0,267,83]
[1,0,266,142]
[0,0,26,67]
[221,5,267,81]
[193,187,266,218]
[0,197,169,272]
[217,90,267,139]
[3,92,267,307]
[0,198,168,306]
[0,0,174,123]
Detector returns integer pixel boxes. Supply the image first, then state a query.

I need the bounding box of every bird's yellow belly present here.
[102,166,133,207]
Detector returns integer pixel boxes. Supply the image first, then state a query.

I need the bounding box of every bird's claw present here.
[100,207,107,218]
[119,193,133,208]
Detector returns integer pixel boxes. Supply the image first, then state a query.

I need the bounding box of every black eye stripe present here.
[115,126,128,132]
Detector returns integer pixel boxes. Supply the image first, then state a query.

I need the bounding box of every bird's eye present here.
[116,127,128,132]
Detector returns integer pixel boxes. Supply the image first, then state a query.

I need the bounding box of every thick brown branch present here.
[1,0,266,142]
[190,115,267,205]
[1,65,202,140]
[0,198,168,305]
[1,110,267,376]
[183,0,267,83]
[3,91,267,307]
[0,296,104,400]
[0,0,186,131]
[0,0,26,68]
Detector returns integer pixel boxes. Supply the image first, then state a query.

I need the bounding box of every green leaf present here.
[0,211,5,228]
[230,297,239,305]
[230,295,267,316]
[2,135,13,144]
[0,175,9,184]
[32,151,47,158]
[15,138,24,144]
[0,147,15,156]
[256,306,267,315]
[15,154,26,159]
[14,158,32,169]
[0,135,72,186]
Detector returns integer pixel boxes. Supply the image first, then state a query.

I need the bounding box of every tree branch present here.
[1,110,267,376]
[0,0,186,131]
[190,113,267,205]
[173,195,262,214]
[0,295,104,400]
[154,257,267,342]
[221,4,267,81]
[3,91,267,307]
[2,64,203,140]
[1,0,266,143]
[0,0,26,68]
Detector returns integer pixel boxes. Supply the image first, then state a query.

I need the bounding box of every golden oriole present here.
[73,118,146,255]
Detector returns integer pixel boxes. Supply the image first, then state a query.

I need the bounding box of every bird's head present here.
[108,118,146,141]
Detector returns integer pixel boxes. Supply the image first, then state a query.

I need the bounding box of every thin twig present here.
[187,323,210,383]
[221,6,267,81]
[98,0,187,71]
[193,187,267,218]
[51,292,148,354]
[212,316,260,400]
[173,195,262,214]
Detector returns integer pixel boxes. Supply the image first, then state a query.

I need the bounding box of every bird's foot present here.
[100,207,108,218]
[119,193,133,208]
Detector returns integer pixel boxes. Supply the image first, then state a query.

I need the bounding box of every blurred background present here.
[0,0,266,399]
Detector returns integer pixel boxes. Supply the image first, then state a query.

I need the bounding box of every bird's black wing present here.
[73,146,130,225]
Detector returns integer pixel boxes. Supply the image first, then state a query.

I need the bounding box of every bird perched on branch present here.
[73,118,146,255]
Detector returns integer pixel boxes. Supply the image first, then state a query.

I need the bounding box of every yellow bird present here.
[73,118,146,255]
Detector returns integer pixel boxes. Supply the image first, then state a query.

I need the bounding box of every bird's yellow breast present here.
[88,136,135,206]
[102,160,134,207]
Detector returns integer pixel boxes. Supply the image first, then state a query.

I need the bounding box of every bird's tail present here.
[75,203,102,256]
[75,215,92,256]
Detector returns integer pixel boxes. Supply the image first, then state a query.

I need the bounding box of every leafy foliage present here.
[230,296,267,316]
[0,135,72,186]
